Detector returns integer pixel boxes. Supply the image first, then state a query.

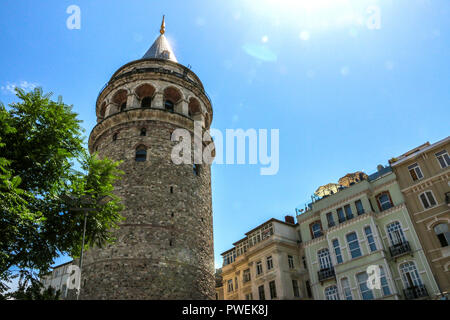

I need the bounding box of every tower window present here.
[113,133,118,141]
[120,102,127,112]
[164,100,174,112]
[141,96,152,109]
[140,128,147,136]
[135,146,147,162]
[193,164,201,176]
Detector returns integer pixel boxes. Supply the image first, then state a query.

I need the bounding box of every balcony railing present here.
[403,285,428,299]
[318,267,335,282]
[389,241,411,258]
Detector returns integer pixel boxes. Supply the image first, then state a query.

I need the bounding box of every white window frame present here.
[340,277,353,300]
[386,221,407,246]
[364,225,377,252]
[288,255,295,269]
[332,238,343,264]
[435,150,450,169]
[317,248,333,270]
[324,285,340,300]
[356,272,374,300]
[346,232,362,259]
[266,256,273,270]
[408,163,424,181]
[256,261,263,275]
[399,261,423,288]
[419,190,437,210]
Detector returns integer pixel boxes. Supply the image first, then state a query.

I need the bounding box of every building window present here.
[376,192,393,211]
[346,232,362,259]
[120,102,127,112]
[140,128,146,136]
[266,256,273,270]
[306,280,312,298]
[193,163,200,176]
[434,223,449,247]
[292,279,300,297]
[269,281,277,299]
[245,293,253,300]
[318,248,333,270]
[235,277,239,290]
[141,96,152,108]
[332,239,343,264]
[355,199,365,215]
[112,133,118,141]
[227,279,233,293]
[256,261,263,275]
[243,269,251,282]
[364,226,377,252]
[258,285,265,300]
[164,100,174,112]
[302,256,307,269]
[326,212,335,227]
[387,221,406,246]
[419,191,437,210]
[379,266,391,296]
[399,261,422,289]
[337,208,346,223]
[288,255,295,269]
[357,272,374,300]
[408,163,424,181]
[435,150,450,169]
[344,204,353,220]
[341,278,352,300]
[135,146,147,162]
[324,285,339,300]
[310,221,323,239]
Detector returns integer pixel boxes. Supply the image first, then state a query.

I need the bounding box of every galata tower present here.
[80,17,215,299]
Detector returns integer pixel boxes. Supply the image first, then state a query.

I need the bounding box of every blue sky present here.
[1,0,449,272]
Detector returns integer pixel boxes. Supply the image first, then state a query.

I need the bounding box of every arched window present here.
[317,248,332,270]
[135,146,147,162]
[165,100,174,112]
[356,272,374,300]
[141,96,152,108]
[324,285,339,300]
[399,261,422,288]
[434,223,449,247]
[387,221,406,246]
[140,128,147,137]
[120,102,127,112]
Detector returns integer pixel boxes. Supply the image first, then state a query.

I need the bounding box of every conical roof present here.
[142,16,178,63]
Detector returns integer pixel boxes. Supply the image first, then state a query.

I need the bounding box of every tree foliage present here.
[0,88,124,299]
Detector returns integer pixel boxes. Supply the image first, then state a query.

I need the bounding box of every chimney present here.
[285,215,295,224]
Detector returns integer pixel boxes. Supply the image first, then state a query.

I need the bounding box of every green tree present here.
[0,88,124,299]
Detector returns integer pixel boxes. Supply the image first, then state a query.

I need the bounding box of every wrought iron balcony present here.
[403,284,428,299]
[389,241,411,258]
[318,267,335,282]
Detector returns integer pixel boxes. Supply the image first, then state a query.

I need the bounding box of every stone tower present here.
[80,17,215,299]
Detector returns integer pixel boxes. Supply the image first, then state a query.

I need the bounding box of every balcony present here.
[403,285,429,300]
[318,267,335,282]
[389,241,411,258]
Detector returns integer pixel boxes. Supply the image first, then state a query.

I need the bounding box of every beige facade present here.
[40,260,78,299]
[220,218,310,300]
[390,136,450,296]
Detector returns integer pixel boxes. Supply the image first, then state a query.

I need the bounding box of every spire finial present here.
[160,15,166,35]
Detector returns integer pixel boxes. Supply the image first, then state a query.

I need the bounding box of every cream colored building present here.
[220,217,310,300]
[389,136,450,297]
[40,260,78,299]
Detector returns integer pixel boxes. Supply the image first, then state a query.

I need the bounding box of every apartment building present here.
[220,217,310,300]
[40,260,78,299]
[389,136,450,296]
[296,167,440,300]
